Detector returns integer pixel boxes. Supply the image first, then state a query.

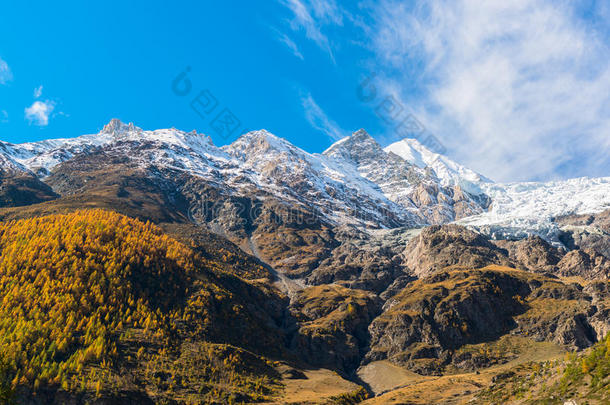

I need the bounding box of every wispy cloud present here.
[271,27,304,59]
[33,85,43,98]
[364,0,610,181]
[25,100,55,126]
[0,58,12,85]
[279,0,344,62]
[301,92,345,140]
[0,110,8,124]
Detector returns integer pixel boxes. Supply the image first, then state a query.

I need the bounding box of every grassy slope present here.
[477,333,610,404]
[362,337,568,404]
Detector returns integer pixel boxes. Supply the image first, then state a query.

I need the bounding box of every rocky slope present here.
[366,266,608,375]
[0,170,57,206]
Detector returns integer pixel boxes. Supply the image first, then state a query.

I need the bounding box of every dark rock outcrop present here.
[365,267,610,375]
[555,209,610,259]
[289,285,382,373]
[401,225,514,277]
[493,235,564,273]
[365,267,531,374]
[0,171,57,207]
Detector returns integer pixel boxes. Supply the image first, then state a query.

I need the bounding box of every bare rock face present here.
[564,229,610,260]
[366,268,532,374]
[306,226,416,293]
[584,281,610,340]
[555,209,610,232]
[493,236,564,273]
[512,279,598,350]
[401,225,514,278]
[557,249,610,279]
[404,225,608,281]
[555,209,610,259]
[452,185,492,219]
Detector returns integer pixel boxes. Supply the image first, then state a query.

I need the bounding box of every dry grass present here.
[362,337,566,404]
[265,366,362,404]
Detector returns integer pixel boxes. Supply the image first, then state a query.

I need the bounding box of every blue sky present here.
[0,1,609,182]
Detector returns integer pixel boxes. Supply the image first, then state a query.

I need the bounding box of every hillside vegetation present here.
[0,209,284,403]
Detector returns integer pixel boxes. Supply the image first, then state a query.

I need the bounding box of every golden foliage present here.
[0,209,201,388]
[0,209,286,403]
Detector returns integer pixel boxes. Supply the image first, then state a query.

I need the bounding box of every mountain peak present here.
[351,128,373,141]
[385,138,437,169]
[102,118,141,135]
[224,129,307,161]
[385,138,492,192]
[239,129,281,143]
[323,129,383,165]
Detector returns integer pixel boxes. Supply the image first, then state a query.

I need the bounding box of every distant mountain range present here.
[1,119,608,242]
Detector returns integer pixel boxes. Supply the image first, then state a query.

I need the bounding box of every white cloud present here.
[25,100,55,126]
[307,0,343,24]
[0,58,12,85]
[0,110,8,123]
[272,27,304,59]
[301,92,345,140]
[33,85,43,98]
[280,0,344,62]
[365,0,610,181]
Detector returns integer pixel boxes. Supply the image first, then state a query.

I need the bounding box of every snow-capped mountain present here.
[0,120,490,227]
[0,120,123,176]
[385,137,492,195]
[219,129,419,227]
[0,120,417,228]
[323,130,490,224]
[0,119,226,178]
[0,119,608,245]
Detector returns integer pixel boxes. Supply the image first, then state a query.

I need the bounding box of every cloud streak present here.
[301,92,345,141]
[271,27,304,59]
[0,58,12,85]
[365,0,610,181]
[280,0,343,62]
[33,85,43,98]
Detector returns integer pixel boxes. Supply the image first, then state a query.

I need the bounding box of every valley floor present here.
[267,337,570,404]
